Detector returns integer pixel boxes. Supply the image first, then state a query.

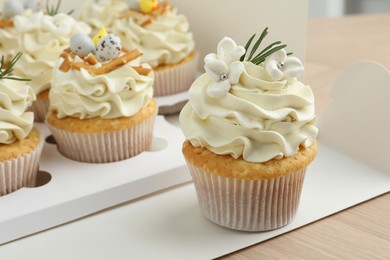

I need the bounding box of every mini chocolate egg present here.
[95,34,122,62]
[70,33,95,58]
[24,0,39,11]
[3,0,24,19]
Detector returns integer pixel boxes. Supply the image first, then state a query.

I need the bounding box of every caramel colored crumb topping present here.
[59,48,151,76]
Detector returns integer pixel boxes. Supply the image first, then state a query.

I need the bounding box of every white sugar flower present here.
[204,37,245,65]
[205,60,244,98]
[204,37,245,98]
[265,49,304,81]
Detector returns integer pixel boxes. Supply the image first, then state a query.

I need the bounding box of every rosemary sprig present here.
[240,27,291,65]
[0,52,31,82]
[46,0,74,16]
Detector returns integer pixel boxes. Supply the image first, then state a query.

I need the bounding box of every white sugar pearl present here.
[3,1,24,19]
[70,33,95,58]
[95,34,122,62]
[24,0,39,11]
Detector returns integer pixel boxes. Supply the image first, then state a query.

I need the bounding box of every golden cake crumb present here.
[182,140,317,180]
[47,98,157,133]
[0,129,40,162]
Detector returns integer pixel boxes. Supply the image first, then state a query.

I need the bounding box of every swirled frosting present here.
[80,0,127,32]
[109,6,195,67]
[0,79,35,144]
[0,27,20,59]
[180,61,318,163]
[49,55,154,119]
[11,11,91,95]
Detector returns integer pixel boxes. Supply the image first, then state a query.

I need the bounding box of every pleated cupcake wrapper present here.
[154,53,199,97]
[186,162,307,232]
[47,113,156,163]
[0,138,44,196]
[31,98,49,123]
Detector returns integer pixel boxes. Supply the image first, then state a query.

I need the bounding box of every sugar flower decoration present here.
[265,49,304,81]
[204,37,245,98]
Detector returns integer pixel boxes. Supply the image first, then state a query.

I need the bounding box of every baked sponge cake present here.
[47,32,157,163]
[0,52,43,196]
[180,29,318,231]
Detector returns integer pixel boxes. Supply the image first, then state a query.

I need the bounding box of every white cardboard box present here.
[0,0,310,246]
[1,61,390,260]
[11,1,390,259]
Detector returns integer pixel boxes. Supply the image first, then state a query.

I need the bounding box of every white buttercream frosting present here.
[180,61,318,163]
[49,55,154,119]
[0,78,35,144]
[80,0,127,32]
[11,11,91,95]
[113,6,194,67]
[0,27,19,59]
[80,1,195,68]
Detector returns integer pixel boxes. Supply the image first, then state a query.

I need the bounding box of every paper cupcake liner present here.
[0,136,44,196]
[47,113,157,163]
[154,53,199,97]
[31,98,50,123]
[186,162,307,232]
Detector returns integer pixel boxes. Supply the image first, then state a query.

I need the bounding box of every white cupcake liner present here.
[47,113,157,163]
[153,53,199,97]
[186,162,307,232]
[0,134,44,196]
[31,98,50,123]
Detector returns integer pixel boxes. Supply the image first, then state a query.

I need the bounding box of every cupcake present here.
[81,0,198,100]
[46,32,157,163]
[5,1,91,122]
[179,29,318,231]
[0,52,43,196]
[0,1,27,61]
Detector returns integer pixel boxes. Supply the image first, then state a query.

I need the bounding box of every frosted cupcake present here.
[81,0,198,99]
[6,1,91,122]
[180,29,318,231]
[47,32,157,163]
[0,52,43,196]
[0,1,29,61]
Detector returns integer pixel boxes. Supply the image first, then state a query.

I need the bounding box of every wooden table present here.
[221,13,390,259]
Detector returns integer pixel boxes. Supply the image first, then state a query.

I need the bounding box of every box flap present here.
[319,61,390,174]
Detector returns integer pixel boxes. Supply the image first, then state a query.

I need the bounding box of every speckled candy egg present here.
[70,33,95,58]
[3,0,24,19]
[95,34,122,62]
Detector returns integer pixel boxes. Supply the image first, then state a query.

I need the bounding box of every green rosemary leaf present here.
[251,41,281,62]
[247,27,268,61]
[1,55,4,70]
[251,44,287,65]
[242,27,293,66]
[2,76,31,81]
[46,0,71,16]
[0,52,31,82]
[55,0,61,14]
[287,52,293,56]
[240,33,256,62]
